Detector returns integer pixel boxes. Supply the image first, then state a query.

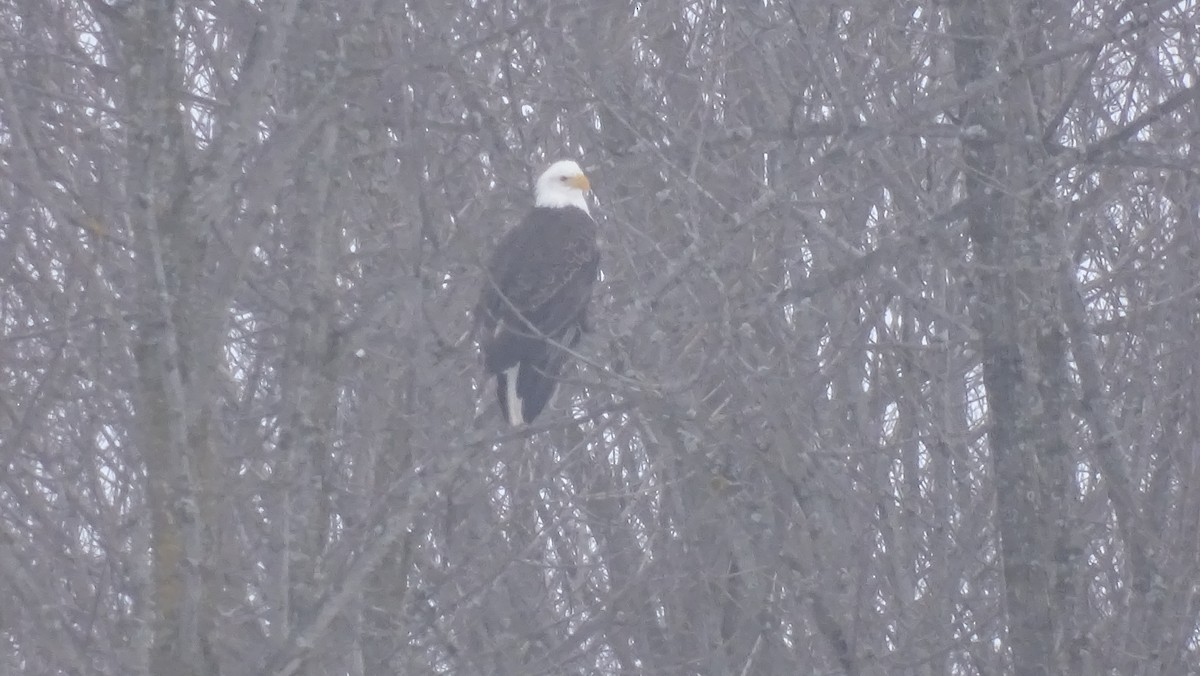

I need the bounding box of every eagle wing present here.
[476,205,598,425]
[479,206,598,341]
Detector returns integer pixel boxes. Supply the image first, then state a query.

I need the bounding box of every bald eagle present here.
[476,160,599,427]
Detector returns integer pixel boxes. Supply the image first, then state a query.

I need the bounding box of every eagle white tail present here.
[503,365,523,426]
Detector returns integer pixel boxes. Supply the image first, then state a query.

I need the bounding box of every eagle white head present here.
[534,160,591,213]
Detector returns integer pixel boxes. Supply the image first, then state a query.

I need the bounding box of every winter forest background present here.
[2,1,1199,674]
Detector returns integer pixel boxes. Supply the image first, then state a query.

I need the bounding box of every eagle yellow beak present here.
[567,173,591,192]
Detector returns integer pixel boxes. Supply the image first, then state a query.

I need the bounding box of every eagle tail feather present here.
[489,322,581,427]
[512,352,561,427]
[497,366,524,427]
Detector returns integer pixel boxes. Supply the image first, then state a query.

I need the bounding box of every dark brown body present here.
[477,205,599,425]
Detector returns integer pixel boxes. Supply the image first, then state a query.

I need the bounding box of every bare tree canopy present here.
[1,1,1198,674]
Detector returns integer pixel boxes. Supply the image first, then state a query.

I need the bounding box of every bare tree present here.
[1,0,1197,674]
